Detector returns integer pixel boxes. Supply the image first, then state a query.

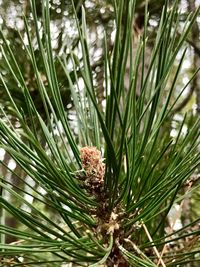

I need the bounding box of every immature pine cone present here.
[80,146,105,186]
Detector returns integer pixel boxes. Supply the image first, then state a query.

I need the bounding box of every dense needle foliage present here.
[0,0,200,266]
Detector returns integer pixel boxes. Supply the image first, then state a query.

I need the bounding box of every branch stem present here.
[141,221,166,267]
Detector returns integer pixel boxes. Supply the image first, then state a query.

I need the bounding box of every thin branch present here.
[141,221,166,267]
[171,85,195,114]
[186,37,200,57]
[157,172,199,265]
